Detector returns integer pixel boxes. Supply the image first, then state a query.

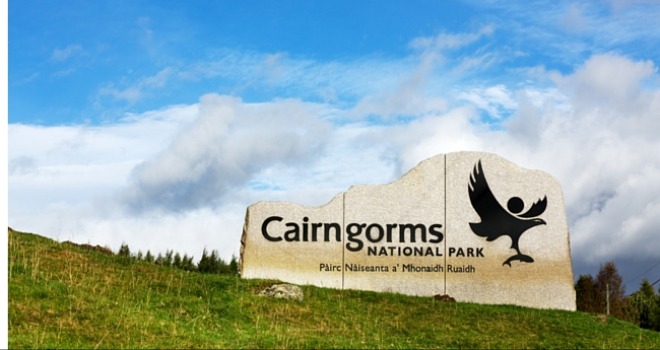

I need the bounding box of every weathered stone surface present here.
[343,155,445,296]
[257,284,304,301]
[445,152,575,310]
[240,194,343,289]
[240,151,576,310]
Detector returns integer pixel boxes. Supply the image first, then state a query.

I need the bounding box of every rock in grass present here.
[433,294,456,302]
[257,284,304,301]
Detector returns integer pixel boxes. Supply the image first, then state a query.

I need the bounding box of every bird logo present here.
[468,160,547,267]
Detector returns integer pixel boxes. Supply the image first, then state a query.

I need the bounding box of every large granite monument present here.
[240,151,576,310]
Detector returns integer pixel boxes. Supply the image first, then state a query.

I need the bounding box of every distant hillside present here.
[8,228,660,349]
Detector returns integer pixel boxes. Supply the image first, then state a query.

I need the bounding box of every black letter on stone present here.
[399,223,427,243]
[429,224,444,243]
[262,216,283,242]
[366,224,384,243]
[346,223,364,252]
[302,217,309,242]
[284,223,300,242]
[311,223,323,241]
[386,224,397,242]
[324,223,341,242]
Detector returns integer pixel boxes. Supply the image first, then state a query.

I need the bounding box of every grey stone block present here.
[240,151,576,310]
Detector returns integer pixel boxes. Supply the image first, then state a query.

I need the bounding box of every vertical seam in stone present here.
[444,154,447,295]
[342,192,345,290]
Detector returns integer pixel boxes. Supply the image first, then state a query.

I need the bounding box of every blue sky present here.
[12,0,659,125]
[8,0,660,291]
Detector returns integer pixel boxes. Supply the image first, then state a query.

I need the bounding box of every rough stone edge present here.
[237,154,439,277]
[239,151,575,301]
[239,193,345,277]
[448,151,576,310]
[342,152,444,194]
[239,206,249,276]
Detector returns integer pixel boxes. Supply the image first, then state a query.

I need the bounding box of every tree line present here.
[576,261,660,331]
[117,243,239,275]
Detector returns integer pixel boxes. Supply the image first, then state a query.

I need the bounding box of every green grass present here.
[8,228,660,349]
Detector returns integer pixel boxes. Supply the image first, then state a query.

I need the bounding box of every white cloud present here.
[51,44,83,62]
[558,3,587,32]
[470,1,660,70]
[137,16,153,42]
[605,0,660,14]
[8,98,391,262]
[378,54,660,277]
[351,81,447,118]
[9,104,198,213]
[262,52,287,81]
[177,49,414,102]
[52,68,75,78]
[550,54,657,112]
[317,86,338,103]
[9,156,37,175]
[457,84,517,119]
[351,26,497,119]
[98,67,173,104]
[10,33,660,288]
[452,52,500,74]
[14,72,40,85]
[120,94,332,212]
[409,25,495,51]
[143,68,172,88]
[98,85,143,104]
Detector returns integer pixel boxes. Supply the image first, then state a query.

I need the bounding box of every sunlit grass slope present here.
[8,229,660,349]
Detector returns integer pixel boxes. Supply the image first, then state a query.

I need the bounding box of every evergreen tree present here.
[174,252,182,269]
[198,248,230,274]
[210,250,221,273]
[657,284,660,330]
[136,250,143,261]
[229,255,239,276]
[164,250,173,267]
[198,248,211,273]
[630,278,659,331]
[182,254,196,271]
[144,250,154,263]
[118,243,131,258]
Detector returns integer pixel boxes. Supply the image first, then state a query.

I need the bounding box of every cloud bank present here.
[9,48,660,287]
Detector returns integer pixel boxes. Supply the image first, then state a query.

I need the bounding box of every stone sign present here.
[240,151,576,310]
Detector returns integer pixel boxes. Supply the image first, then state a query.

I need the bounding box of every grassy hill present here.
[8,228,660,349]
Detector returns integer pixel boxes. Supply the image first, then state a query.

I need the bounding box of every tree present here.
[198,248,212,273]
[576,262,637,323]
[198,248,229,274]
[163,250,173,267]
[595,262,624,315]
[229,255,239,276]
[630,278,659,331]
[181,254,196,272]
[144,250,154,263]
[576,274,599,313]
[118,243,131,258]
[174,252,182,269]
[211,250,227,273]
[594,261,637,322]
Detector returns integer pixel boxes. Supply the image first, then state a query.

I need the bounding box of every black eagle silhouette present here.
[468,160,547,267]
